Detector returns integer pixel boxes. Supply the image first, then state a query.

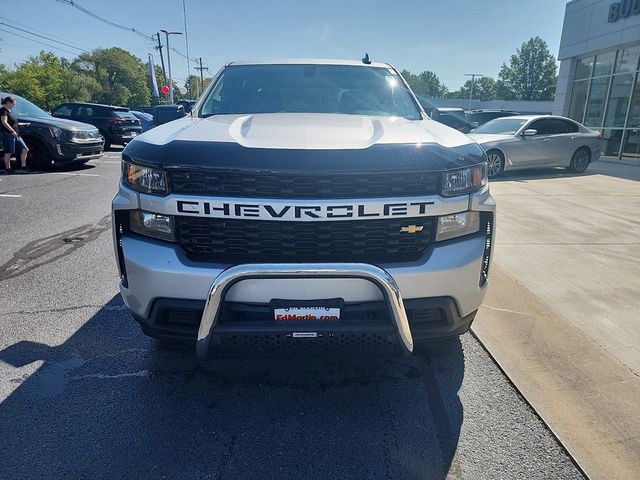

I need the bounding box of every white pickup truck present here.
[112,58,495,358]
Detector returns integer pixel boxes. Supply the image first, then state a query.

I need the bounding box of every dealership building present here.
[553,0,640,158]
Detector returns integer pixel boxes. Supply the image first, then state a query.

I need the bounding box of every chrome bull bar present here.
[196,263,414,359]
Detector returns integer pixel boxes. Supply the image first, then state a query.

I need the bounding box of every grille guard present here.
[196,263,413,359]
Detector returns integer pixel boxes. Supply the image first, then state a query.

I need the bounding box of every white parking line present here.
[48,172,100,177]
[0,194,22,198]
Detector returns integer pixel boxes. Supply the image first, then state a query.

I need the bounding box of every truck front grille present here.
[175,216,435,263]
[169,170,440,198]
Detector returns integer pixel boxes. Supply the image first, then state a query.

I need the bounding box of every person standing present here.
[1,96,29,174]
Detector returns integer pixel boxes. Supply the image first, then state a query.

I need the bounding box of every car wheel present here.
[23,138,52,170]
[100,132,111,151]
[486,150,505,178]
[569,147,591,173]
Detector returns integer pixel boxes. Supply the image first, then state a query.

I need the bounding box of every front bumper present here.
[113,185,495,355]
[55,140,103,162]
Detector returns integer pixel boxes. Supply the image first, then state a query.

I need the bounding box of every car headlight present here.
[436,211,480,241]
[442,164,487,196]
[122,161,168,195]
[129,210,175,242]
[49,127,64,141]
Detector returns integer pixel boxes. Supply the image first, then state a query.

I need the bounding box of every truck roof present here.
[226,58,392,68]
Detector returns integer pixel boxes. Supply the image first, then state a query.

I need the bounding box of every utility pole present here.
[155,33,167,85]
[160,29,183,104]
[194,57,209,98]
[464,73,484,112]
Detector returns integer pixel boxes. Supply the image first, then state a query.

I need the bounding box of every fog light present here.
[436,211,480,241]
[129,210,175,242]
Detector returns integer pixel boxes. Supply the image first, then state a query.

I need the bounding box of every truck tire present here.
[568,147,591,173]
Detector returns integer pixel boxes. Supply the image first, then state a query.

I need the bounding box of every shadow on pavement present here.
[0,295,465,479]
[490,161,639,183]
[489,167,595,183]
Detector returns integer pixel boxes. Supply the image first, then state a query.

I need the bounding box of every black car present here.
[176,99,196,113]
[0,92,103,169]
[51,103,142,150]
[130,110,155,132]
[466,109,519,128]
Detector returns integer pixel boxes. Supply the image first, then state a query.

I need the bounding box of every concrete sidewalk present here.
[473,159,640,480]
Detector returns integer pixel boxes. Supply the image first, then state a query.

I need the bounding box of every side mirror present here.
[523,129,537,136]
[153,105,187,126]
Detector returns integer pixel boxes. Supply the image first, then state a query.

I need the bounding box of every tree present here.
[1,51,65,110]
[401,69,448,98]
[449,77,497,101]
[497,36,557,101]
[74,47,151,107]
[59,69,101,103]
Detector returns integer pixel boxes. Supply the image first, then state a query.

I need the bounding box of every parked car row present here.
[414,96,602,178]
[0,92,104,169]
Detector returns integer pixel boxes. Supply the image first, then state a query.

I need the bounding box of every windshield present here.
[200,64,421,120]
[472,117,528,135]
[6,95,50,118]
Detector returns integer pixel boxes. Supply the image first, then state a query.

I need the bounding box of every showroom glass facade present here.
[567,44,640,158]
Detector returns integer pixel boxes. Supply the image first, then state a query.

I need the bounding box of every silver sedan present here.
[468,115,603,178]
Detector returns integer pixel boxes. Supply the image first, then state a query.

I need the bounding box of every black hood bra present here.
[124,140,486,174]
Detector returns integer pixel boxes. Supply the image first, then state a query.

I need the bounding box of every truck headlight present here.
[122,161,168,195]
[436,211,480,241]
[442,164,487,196]
[129,210,175,242]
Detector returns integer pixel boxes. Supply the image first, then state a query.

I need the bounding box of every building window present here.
[568,44,640,158]
[568,79,589,122]
[584,76,609,127]
[594,51,616,77]
[602,129,624,156]
[628,73,640,128]
[575,56,595,80]
[604,74,634,127]
[622,129,640,158]
[614,46,640,74]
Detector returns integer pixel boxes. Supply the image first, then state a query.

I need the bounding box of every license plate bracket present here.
[270,298,343,321]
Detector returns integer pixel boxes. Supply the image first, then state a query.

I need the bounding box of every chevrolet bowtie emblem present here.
[400,225,424,234]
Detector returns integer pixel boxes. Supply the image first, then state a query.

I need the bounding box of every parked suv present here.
[0,92,103,169]
[112,59,495,358]
[52,103,142,150]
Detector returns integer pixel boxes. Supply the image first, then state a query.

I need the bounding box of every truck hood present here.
[125,113,486,173]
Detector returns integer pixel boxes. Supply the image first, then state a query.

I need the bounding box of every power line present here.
[0,23,187,84]
[54,0,198,63]
[54,0,154,41]
[0,27,80,57]
[0,21,85,52]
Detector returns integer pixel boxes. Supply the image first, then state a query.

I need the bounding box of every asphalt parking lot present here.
[0,151,587,479]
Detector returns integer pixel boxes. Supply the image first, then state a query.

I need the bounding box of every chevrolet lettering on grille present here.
[175,199,436,221]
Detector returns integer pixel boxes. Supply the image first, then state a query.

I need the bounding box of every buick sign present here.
[608,0,640,22]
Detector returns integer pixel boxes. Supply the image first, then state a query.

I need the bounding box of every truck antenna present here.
[362,53,371,64]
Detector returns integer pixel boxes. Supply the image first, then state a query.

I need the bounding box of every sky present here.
[0,0,568,90]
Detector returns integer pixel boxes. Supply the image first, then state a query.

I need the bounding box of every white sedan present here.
[469,115,603,178]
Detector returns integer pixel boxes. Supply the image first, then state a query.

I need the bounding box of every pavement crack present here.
[0,214,112,281]
[0,303,127,316]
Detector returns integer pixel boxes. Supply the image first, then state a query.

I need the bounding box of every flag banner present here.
[148,54,159,98]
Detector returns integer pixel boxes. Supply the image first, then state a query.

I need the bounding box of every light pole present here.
[464,73,484,111]
[160,29,183,104]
